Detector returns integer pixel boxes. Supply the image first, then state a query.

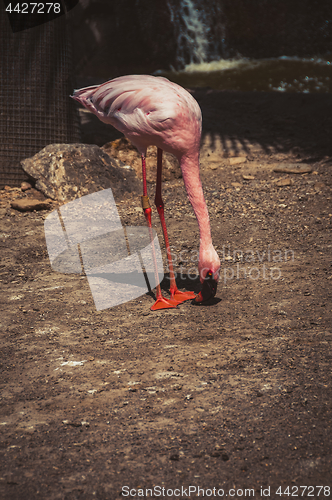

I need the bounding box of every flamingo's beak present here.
[193,270,218,304]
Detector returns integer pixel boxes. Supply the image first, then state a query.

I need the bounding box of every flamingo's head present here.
[193,245,220,304]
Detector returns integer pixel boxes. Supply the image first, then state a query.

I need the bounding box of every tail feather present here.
[70,85,101,104]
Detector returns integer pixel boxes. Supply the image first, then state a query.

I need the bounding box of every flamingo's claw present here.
[192,270,218,305]
[151,296,179,311]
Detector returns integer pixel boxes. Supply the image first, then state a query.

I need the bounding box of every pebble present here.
[10,198,52,212]
[314,182,325,191]
[273,163,312,174]
[242,174,255,180]
[210,451,221,457]
[276,177,292,187]
[229,157,247,165]
[62,420,82,427]
[231,182,242,191]
[20,181,32,192]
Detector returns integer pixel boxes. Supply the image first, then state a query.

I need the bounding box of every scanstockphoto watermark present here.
[166,245,295,283]
[122,485,255,497]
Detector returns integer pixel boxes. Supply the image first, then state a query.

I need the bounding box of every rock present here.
[314,182,326,191]
[10,198,52,212]
[242,174,255,180]
[20,181,32,192]
[275,177,293,187]
[21,143,141,204]
[210,451,221,457]
[62,420,82,427]
[273,163,312,174]
[102,137,181,183]
[229,157,247,165]
[231,182,242,190]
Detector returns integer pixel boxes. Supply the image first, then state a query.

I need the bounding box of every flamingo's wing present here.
[72,75,198,134]
[71,75,202,156]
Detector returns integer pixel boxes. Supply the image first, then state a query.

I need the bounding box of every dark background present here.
[70,0,332,77]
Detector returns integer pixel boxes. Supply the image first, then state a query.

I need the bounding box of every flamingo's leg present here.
[141,154,178,310]
[154,148,196,303]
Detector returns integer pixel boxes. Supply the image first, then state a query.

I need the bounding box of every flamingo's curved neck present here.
[180,152,213,248]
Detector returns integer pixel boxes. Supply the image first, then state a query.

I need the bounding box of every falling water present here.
[167,0,226,68]
[161,1,332,94]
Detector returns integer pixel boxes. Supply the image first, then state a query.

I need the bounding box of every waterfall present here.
[167,0,227,69]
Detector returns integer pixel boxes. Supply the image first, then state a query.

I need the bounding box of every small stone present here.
[276,177,292,187]
[210,164,219,170]
[242,174,255,180]
[62,420,82,427]
[314,182,325,191]
[10,198,52,212]
[229,157,247,165]
[273,163,312,174]
[185,394,193,400]
[231,182,242,190]
[172,384,183,391]
[20,181,32,191]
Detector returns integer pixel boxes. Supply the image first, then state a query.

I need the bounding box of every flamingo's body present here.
[72,75,220,309]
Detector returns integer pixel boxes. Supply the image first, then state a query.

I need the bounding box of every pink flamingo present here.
[71,75,220,310]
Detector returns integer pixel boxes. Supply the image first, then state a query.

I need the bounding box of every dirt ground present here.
[1,88,332,500]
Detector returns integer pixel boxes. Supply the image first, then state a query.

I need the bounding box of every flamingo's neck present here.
[179,152,213,249]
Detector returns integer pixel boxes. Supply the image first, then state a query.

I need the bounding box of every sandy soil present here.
[0,89,332,499]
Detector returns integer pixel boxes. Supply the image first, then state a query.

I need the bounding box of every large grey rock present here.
[21,143,141,203]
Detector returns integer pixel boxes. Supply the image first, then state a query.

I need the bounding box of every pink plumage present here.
[72,75,220,309]
[72,75,201,157]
